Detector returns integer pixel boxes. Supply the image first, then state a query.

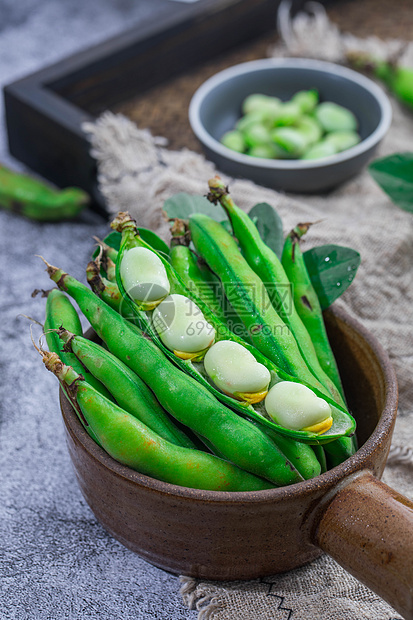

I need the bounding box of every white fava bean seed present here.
[265,381,332,431]
[152,294,215,354]
[204,340,271,397]
[315,102,358,133]
[120,247,170,306]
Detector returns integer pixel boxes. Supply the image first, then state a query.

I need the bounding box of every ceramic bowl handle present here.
[314,471,413,619]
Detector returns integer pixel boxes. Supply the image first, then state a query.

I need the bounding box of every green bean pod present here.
[282,227,356,464]
[194,250,252,342]
[188,213,336,395]
[41,351,273,491]
[206,417,321,480]
[44,288,111,399]
[253,423,321,480]
[108,216,355,445]
[42,261,306,485]
[323,436,356,469]
[207,176,345,408]
[281,224,344,398]
[103,255,117,283]
[347,52,413,110]
[58,329,196,450]
[0,165,89,221]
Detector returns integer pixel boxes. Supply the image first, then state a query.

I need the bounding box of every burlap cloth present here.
[82,11,413,618]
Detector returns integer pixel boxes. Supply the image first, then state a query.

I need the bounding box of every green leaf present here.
[163,192,227,222]
[102,231,122,251]
[219,219,233,234]
[248,202,284,258]
[304,244,361,310]
[91,231,122,260]
[369,153,413,213]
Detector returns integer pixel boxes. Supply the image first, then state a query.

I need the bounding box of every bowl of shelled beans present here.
[189,58,392,192]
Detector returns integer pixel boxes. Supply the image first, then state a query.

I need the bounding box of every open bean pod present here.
[111,212,355,446]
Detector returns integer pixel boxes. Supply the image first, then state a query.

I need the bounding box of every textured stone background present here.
[0,1,197,618]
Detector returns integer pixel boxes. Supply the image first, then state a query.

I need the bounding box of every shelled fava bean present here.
[220,90,360,160]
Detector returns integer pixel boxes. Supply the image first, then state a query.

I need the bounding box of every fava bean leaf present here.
[219,219,233,234]
[163,192,227,222]
[102,231,121,252]
[304,244,361,310]
[248,202,284,258]
[369,153,413,213]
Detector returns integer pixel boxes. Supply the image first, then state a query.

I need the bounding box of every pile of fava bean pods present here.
[36,176,357,492]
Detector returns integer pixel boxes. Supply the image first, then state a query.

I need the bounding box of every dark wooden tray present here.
[4,0,301,215]
[4,0,408,215]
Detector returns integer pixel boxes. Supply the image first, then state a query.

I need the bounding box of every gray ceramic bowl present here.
[189,58,392,193]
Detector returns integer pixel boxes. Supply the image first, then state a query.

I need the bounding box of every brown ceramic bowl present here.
[60,306,413,619]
